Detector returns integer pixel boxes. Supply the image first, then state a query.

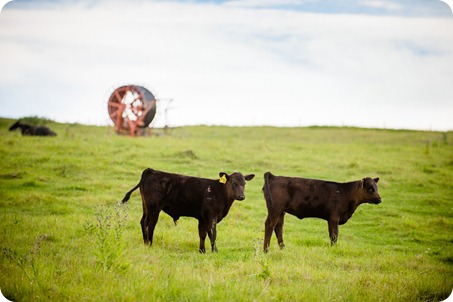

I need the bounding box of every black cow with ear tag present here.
[121,168,255,253]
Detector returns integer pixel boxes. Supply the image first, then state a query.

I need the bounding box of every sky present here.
[0,0,452,130]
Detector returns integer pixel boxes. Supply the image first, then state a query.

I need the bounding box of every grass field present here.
[0,117,452,301]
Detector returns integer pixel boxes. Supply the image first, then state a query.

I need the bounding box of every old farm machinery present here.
[107,85,157,136]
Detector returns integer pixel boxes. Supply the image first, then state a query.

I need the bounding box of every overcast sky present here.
[1,0,452,130]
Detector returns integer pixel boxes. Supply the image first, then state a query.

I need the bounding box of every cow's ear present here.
[373,177,380,183]
[244,174,255,181]
[219,172,229,184]
[219,172,230,180]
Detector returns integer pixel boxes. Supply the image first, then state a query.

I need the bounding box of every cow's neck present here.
[19,125,29,134]
[344,181,364,216]
[221,184,236,211]
[215,196,235,221]
[225,192,236,207]
[341,199,359,224]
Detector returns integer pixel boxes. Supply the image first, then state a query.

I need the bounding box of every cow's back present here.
[165,177,211,219]
[268,176,338,220]
[141,170,210,220]
[35,126,56,136]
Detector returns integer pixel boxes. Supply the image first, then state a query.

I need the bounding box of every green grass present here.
[0,117,452,301]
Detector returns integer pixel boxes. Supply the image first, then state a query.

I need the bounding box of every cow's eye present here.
[367,187,374,193]
[232,182,237,188]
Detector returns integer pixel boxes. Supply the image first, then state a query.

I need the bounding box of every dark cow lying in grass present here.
[263,172,382,252]
[122,168,255,253]
[9,121,57,136]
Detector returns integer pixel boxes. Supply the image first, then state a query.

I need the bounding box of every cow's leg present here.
[140,213,147,243]
[198,220,207,253]
[274,212,285,249]
[207,219,218,253]
[328,218,339,245]
[264,214,279,253]
[143,209,160,245]
[140,192,160,245]
[140,193,148,244]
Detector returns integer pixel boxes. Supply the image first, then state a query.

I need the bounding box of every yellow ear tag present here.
[219,175,227,184]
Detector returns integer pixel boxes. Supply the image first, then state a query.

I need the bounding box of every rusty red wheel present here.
[108,85,157,136]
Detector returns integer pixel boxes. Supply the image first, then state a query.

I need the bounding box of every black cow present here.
[9,121,57,136]
[263,172,382,252]
[122,168,255,253]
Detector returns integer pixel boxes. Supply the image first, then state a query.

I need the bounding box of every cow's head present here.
[219,172,255,201]
[9,121,21,131]
[359,177,382,204]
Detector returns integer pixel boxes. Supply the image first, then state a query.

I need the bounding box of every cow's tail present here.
[263,172,274,208]
[121,168,151,203]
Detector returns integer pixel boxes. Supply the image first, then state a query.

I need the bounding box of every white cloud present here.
[225,0,306,8]
[360,0,402,11]
[0,1,452,130]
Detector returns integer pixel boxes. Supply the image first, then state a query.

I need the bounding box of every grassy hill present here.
[0,118,452,301]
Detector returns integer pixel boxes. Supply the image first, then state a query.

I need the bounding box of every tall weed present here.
[85,204,129,272]
[2,234,54,299]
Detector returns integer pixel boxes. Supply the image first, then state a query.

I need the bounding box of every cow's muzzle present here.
[236,195,245,201]
[374,198,382,204]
